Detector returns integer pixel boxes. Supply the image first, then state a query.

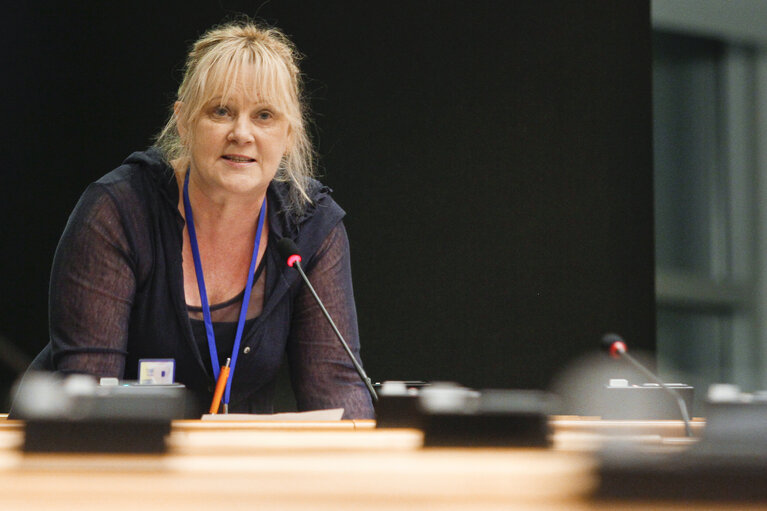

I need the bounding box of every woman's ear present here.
[174,101,186,139]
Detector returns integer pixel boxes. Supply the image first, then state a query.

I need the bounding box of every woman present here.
[28,21,374,419]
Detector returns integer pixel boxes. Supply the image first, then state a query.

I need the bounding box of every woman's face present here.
[180,67,291,201]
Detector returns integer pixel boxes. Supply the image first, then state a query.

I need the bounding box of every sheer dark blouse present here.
[34,149,374,419]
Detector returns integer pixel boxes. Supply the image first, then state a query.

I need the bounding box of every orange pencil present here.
[209,358,231,415]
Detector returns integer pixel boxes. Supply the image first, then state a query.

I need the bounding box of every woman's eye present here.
[256,110,274,121]
[212,106,229,117]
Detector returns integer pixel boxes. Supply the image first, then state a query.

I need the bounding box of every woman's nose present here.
[227,116,254,144]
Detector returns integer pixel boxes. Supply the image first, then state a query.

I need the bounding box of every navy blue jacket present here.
[29,149,374,419]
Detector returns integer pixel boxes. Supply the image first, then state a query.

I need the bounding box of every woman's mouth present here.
[222,155,256,163]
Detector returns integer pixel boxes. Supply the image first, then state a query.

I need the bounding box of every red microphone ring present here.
[609,341,627,358]
[287,254,302,267]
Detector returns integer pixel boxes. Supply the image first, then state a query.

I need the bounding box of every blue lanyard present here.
[182,170,266,405]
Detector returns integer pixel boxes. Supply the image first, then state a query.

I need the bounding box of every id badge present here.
[138,359,175,384]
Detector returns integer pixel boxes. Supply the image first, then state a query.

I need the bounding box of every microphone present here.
[277,238,378,402]
[601,333,692,437]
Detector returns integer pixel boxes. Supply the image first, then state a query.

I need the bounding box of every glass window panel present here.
[657,308,730,415]
[653,32,725,275]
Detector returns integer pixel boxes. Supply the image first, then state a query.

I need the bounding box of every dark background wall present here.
[0,1,654,408]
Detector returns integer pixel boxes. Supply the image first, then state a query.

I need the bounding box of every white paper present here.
[201,408,344,421]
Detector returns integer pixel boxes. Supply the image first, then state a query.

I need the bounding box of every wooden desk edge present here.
[172,418,377,431]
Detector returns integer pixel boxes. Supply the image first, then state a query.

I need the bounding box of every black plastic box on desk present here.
[374,381,429,428]
[12,372,188,453]
[595,385,767,502]
[420,386,558,447]
[376,381,558,447]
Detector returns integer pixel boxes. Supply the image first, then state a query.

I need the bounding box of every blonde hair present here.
[155,20,315,214]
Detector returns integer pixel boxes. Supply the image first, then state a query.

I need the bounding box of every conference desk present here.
[0,414,760,510]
